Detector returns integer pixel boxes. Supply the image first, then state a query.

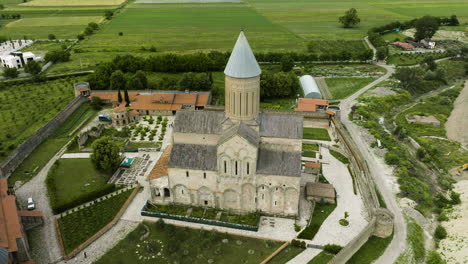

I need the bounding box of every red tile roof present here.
[295,98,329,112]
[392,41,414,50]
[304,162,321,169]
[0,179,23,252]
[147,145,172,180]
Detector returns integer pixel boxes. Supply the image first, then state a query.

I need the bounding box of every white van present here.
[27,197,35,210]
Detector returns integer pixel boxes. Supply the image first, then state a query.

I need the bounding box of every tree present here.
[110,70,126,103]
[434,225,447,240]
[88,22,99,31]
[414,16,439,41]
[421,56,437,71]
[77,34,85,40]
[0,4,4,10]
[392,67,425,92]
[3,67,19,78]
[126,75,143,91]
[84,26,94,36]
[48,34,56,40]
[134,70,148,89]
[338,8,360,28]
[90,137,121,174]
[24,60,41,75]
[44,50,71,63]
[105,10,113,20]
[280,55,294,72]
[90,96,103,110]
[376,46,388,60]
[449,15,459,26]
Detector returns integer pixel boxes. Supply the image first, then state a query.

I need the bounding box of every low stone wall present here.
[0,96,87,178]
[329,217,376,264]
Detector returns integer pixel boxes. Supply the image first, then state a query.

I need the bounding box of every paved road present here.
[15,145,69,264]
[339,62,408,264]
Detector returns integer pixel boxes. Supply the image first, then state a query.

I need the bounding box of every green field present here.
[0,77,79,161]
[268,245,305,264]
[95,221,283,264]
[20,0,125,6]
[48,158,109,206]
[325,77,375,99]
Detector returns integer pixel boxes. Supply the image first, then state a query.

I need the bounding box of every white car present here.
[27,197,35,210]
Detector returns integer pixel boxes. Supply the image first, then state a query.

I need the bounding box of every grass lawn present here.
[0,77,80,162]
[387,52,449,66]
[298,203,337,240]
[48,158,109,206]
[268,245,305,264]
[329,149,350,164]
[303,143,319,158]
[307,40,369,54]
[308,251,334,264]
[21,40,74,54]
[20,0,125,6]
[58,188,133,254]
[95,220,283,264]
[346,233,393,264]
[8,103,99,186]
[126,141,160,149]
[303,128,331,141]
[325,77,375,99]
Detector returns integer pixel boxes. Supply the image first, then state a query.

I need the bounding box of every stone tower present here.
[224,31,261,122]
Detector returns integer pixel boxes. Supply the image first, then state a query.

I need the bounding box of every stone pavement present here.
[288,147,368,264]
[61,153,90,158]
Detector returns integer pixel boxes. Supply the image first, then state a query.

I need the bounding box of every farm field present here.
[20,0,125,6]
[0,77,79,161]
[325,77,375,99]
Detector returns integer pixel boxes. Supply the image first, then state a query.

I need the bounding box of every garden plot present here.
[127,116,171,148]
[136,0,242,2]
[109,153,155,185]
[5,16,103,28]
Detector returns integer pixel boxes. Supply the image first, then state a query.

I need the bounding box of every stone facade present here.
[225,75,260,121]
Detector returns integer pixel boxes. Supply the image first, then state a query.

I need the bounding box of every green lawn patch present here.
[330,150,349,164]
[46,158,115,213]
[387,52,448,66]
[298,203,337,240]
[303,128,331,141]
[303,143,319,158]
[325,77,375,99]
[126,141,161,149]
[58,188,133,254]
[95,220,282,264]
[268,245,305,264]
[308,251,334,264]
[8,103,98,186]
[260,97,297,110]
[346,234,393,264]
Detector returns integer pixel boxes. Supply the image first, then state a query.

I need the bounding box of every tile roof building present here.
[295,98,329,112]
[0,178,43,264]
[149,32,302,216]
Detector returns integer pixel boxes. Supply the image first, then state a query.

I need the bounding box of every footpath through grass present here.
[58,188,133,254]
[298,203,337,240]
[96,220,282,264]
[303,128,331,141]
[325,77,375,100]
[8,103,98,186]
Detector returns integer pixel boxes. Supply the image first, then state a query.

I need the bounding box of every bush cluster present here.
[291,239,307,248]
[323,244,343,254]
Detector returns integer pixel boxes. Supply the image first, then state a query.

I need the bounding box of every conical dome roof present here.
[224,31,261,78]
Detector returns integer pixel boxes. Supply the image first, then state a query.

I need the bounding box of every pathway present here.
[15,144,70,264]
[288,147,368,263]
[445,80,468,148]
[339,60,407,263]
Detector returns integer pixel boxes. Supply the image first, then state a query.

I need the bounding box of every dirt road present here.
[446,81,468,148]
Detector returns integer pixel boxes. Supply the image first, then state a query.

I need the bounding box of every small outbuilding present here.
[306,182,336,204]
[299,75,322,99]
[304,162,321,175]
[294,98,329,112]
[74,82,91,97]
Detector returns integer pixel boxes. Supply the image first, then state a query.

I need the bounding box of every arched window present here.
[224,160,227,174]
[186,171,189,177]
[203,172,206,179]
[246,162,250,175]
[235,161,238,175]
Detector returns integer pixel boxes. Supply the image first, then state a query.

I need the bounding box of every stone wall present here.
[0,96,87,178]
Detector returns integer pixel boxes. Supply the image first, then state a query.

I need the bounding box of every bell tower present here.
[224,31,261,122]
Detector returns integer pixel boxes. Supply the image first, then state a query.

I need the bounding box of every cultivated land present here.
[0,77,79,161]
[20,0,125,6]
[325,77,375,100]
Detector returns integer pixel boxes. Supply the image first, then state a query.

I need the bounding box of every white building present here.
[1,52,38,69]
[300,75,322,99]
[149,32,303,216]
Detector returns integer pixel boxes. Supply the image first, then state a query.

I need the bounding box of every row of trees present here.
[0,14,21,19]
[260,71,301,98]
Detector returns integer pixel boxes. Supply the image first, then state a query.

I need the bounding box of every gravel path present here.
[445,81,468,148]
[340,62,408,264]
[15,145,69,264]
[287,147,368,264]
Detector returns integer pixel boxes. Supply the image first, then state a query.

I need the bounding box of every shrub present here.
[323,244,343,254]
[3,67,19,78]
[155,219,165,230]
[426,251,446,264]
[294,224,301,232]
[434,225,447,240]
[48,33,56,40]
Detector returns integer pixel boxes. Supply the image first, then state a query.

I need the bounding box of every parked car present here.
[27,197,35,210]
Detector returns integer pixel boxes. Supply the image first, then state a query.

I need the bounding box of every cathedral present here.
[149,32,303,216]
